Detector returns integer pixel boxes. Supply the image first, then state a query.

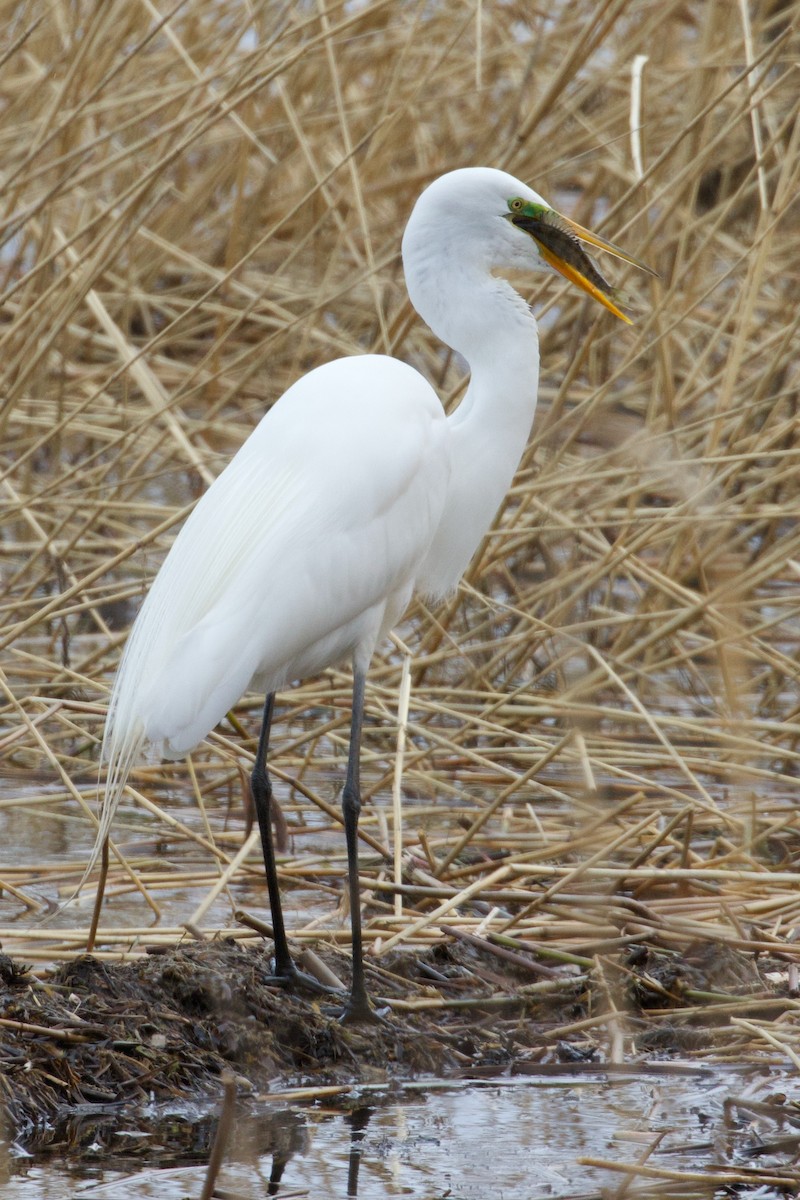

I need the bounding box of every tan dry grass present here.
[0,0,799,1042]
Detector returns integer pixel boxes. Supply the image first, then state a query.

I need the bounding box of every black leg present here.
[251,687,377,1017]
[251,693,294,978]
[251,694,343,998]
[339,668,378,1024]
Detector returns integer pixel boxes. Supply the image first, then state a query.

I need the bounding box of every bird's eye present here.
[509,198,524,212]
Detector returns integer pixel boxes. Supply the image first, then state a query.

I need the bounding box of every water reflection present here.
[259,1110,307,1196]
[2,1069,797,1199]
[345,1106,373,1198]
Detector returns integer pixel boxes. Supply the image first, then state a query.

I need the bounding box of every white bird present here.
[95,167,653,1021]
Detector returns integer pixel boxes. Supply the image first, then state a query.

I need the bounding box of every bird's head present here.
[403,166,656,326]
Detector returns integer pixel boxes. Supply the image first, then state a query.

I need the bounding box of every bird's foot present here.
[269,959,343,999]
[336,988,387,1026]
[339,1001,384,1026]
[270,953,387,1024]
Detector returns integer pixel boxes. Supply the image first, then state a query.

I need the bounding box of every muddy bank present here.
[0,933,790,1156]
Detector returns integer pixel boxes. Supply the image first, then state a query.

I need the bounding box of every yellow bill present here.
[558,214,658,277]
[505,198,657,324]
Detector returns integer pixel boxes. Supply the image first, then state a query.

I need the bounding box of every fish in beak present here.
[506,199,657,324]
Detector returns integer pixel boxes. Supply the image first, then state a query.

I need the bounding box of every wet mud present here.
[0,934,791,1160]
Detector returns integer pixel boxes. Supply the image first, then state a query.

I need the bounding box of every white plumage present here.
[109,356,448,763]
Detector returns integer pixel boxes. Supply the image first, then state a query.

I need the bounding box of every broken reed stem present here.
[577,1158,795,1189]
[392,650,412,919]
[199,1073,237,1200]
[187,827,260,928]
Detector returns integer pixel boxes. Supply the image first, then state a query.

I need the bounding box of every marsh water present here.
[2,760,799,1198]
[4,1066,798,1199]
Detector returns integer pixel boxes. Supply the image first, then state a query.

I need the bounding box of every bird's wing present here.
[104,354,448,775]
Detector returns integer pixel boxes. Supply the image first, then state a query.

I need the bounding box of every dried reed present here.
[0,0,799,1068]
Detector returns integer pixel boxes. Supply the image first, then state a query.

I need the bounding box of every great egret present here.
[96,167,653,1022]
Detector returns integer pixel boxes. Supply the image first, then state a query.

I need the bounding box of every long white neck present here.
[405,251,541,598]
